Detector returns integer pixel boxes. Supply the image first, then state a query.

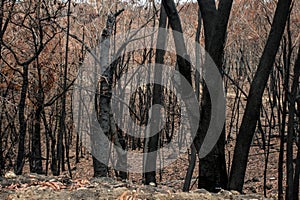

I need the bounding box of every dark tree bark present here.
[198,0,217,49]
[0,0,3,175]
[0,103,3,175]
[30,5,44,172]
[162,0,229,192]
[15,64,29,175]
[162,0,192,86]
[294,140,300,200]
[31,80,43,174]
[92,14,114,178]
[294,147,300,200]
[76,27,85,164]
[183,6,202,192]
[290,45,300,200]
[41,108,54,176]
[278,37,290,199]
[93,9,124,177]
[196,0,232,192]
[228,0,292,192]
[144,4,167,185]
[57,0,72,176]
[0,0,15,175]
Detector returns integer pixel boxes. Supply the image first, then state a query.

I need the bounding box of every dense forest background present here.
[0,0,299,199]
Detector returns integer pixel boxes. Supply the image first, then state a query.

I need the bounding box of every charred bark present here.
[196,0,232,192]
[229,0,292,192]
[144,4,167,185]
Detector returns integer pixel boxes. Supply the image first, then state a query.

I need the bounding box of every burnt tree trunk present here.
[183,6,202,191]
[30,44,44,174]
[229,0,292,192]
[290,45,300,200]
[31,96,43,173]
[93,9,124,177]
[144,5,167,185]
[57,0,72,176]
[162,0,192,85]
[196,0,232,192]
[15,64,29,175]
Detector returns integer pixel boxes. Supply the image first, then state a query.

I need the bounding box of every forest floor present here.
[0,175,275,200]
[0,137,286,200]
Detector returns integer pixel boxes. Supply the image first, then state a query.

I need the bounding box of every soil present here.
[0,176,274,200]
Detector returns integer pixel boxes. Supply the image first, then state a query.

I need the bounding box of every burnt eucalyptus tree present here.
[288,44,300,200]
[229,0,292,192]
[183,5,202,192]
[196,0,233,192]
[144,4,167,185]
[162,0,192,86]
[56,0,72,177]
[93,9,124,177]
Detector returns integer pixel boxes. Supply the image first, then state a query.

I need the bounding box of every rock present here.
[269,177,276,181]
[192,188,210,194]
[218,189,232,197]
[4,171,17,179]
[77,187,88,190]
[231,190,240,195]
[149,182,156,186]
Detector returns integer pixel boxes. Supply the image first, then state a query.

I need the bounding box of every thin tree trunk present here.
[183,6,202,191]
[183,144,197,191]
[144,4,167,186]
[0,0,7,176]
[294,143,300,200]
[32,102,43,173]
[93,9,124,177]
[15,64,29,175]
[0,104,3,175]
[290,45,300,200]
[76,26,85,164]
[30,0,44,175]
[162,0,192,86]
[42,109,52,176]
[51,102,59,175]
[229,0,292,192]
[57,0,72,176]
[31,27,44,173]
[277,63,285,199]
